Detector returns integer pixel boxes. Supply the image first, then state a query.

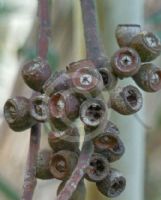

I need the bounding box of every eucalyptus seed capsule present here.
[93,124,125,162]
[80,98,107,128]
[43,70,71,96]
[48,92,79,130]
[4,97,36,132]
[49,91,80,120]
[110,85,143,115]
[130,31,161,62]
[48,127,80,153]
[111,47,141,78]
[133,63,161,92]
[30,95,49,122]
[49,150,78,180]
[36,149,54,180]
[57,180,86,200]
[66,59,95,72]
[22,57,52,92]
[85,153,110,182]
[70,65,103,97]
[115,24,141,47]
[96,168,126,198]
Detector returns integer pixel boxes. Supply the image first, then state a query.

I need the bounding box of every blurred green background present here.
[0,0,161,199]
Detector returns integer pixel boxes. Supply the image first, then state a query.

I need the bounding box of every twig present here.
[37,0,51,59]
[56,141,94,200]
[21,125,41,200]
[22,0,50,199]
[80,0,107,67]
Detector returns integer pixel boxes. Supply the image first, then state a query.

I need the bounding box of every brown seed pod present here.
[49,91,80,120]
[110,85,143,115]
[30,95,49,122]
[49,150,78,180]
[22,57,52,92]
[98,66,118,90]
[70,65,103,97]
[130,31,161,62]
[85,153,110,182]
[4,97,36,131]
[43,70,71,96]
[133,63,161,92]
[93,123,125,162]
[80,98,107,128]
[48,92,80,130]
[36,149,54,180]
[57,180,86,200]
[66,59,95,72]
[96,168,126,198]
[111,47,141,78]
[48,127,80,153]
[115,24,141,47]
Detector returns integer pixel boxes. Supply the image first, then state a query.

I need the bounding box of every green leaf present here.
[0,176,20,200]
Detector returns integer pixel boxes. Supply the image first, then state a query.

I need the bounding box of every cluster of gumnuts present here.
[3,24,161,199]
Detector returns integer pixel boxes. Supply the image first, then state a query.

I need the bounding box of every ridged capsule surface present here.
[48,127,80,153]
[22,57,52,92]
[85,153,110,182]
[115,24,141,47]
[49,150,78,180]
[96,168,126,198]
[4,97,36,131]
[130,31,161,62]
[110,85,143,115]
[93,124,125,162]
[133,63,161,92]
[36,149,54,180]
[111,47,141,78]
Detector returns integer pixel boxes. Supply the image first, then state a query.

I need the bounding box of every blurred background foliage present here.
[0,0,161,200]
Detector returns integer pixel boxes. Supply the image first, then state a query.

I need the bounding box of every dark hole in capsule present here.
[110,180,123,194]
[34,102,44,116]
[122,57,130,65]
[126,89,137,107]
[86,104,103,121]
[99,70,109,86]
[5,101,17,122]
[90,159,105,175]
[55,157,66,172]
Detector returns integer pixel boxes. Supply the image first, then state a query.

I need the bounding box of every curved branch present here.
[21,124,41,200]
[56,141,94,200]
[37,0,51,59]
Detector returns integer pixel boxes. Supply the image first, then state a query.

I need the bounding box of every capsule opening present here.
[150,70,161,90]
[4,100,17,123]
[49,93,65,118]
[50,154,67,179]
[126,89,138,107]
[144,32,160,49]
[33,99,46,116]
[86,104,104,122]
[90,158,105,175]
[99,69,109,86]
[111,179,124,193]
